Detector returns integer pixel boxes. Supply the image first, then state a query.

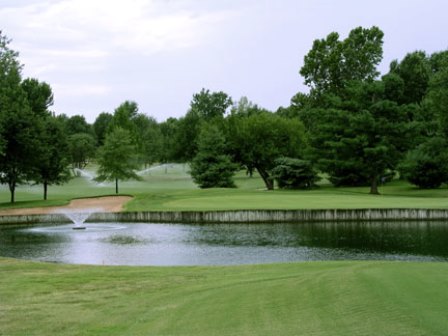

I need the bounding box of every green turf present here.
[2,164,448,211]
[1,258,447,336]
[2,166,447,335]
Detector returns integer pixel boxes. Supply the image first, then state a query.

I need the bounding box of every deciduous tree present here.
[0,31,41,203]
[34,117,70,200]
[95,127,142,194]
[300,26,384,96]
[227,111,306,190]
[175,89,232,161]
[67,133,96,169]
[93,112,113,146]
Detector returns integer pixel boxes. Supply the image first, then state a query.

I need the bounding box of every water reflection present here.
[0,221,447,265]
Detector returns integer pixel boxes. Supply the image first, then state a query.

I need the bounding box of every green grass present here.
[2,166,448,335]
[1,258,447,335]
[2,164,448,211]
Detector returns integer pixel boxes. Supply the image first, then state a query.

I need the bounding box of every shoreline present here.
[2,208,448,225]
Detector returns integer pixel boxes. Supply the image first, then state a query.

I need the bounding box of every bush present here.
[328,166,371,187]
[271,157,320,189]
[399,138,448,189]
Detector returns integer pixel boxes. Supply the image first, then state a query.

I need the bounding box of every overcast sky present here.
[1,0,447,123]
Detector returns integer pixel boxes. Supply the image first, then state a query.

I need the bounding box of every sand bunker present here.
[0,196,133,216]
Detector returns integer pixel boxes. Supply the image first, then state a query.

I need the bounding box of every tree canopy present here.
[95,127,142,194]
[0,31,41,202]
[2,26,448,201]
[300,26,384,96]
[227,111,306,190]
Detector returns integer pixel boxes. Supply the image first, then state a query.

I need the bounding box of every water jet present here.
[55,207,101,230]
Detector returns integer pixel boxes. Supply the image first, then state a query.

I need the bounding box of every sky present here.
[1,0,447,123]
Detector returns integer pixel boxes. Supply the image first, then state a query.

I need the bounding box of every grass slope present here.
[2,164,448,211]
[1,258,447,336]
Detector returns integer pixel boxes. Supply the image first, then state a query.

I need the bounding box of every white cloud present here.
[1,0,236,55]
[2,0,447,123]
[52,83,111,97]
[0,0,237,90]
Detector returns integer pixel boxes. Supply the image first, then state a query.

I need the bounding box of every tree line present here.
[1,26,448,203]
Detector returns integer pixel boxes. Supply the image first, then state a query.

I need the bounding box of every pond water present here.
[1,221,448,266]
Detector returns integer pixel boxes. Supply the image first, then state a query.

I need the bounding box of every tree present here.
[308,80,408,194]
[132,114,162,166]
[67,133,96,169]
[20,78,70,200]
[159,117,180,164]
[398,49,448,189]
[399,137,448,189]
[190,88,232,119]
[108,100,139,136]
[389,51,431,105]
[425,51,448,138]
[0,31,41,203]
[65,115,93,136]
[271,157,320,189]
[227,111,306,190]
[190,123,237,188]
[231,96,268,118]
[107,101,162,166]
[34,117,70,200]
[0,98,40,203]
[174,110,202,161]
[174,89,233,162]
[300,26,384,96]
[297,27,415,193]
[95,127,142,194]
[21,78,54,117]
[93,112,113,146]
[141,122,163,166]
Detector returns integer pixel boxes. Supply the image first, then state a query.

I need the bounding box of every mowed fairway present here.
[1,258,447,336]
[126,188,448,211]
[3,164,448,212]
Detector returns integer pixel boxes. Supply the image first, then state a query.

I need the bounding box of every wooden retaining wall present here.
[2,209,448,225]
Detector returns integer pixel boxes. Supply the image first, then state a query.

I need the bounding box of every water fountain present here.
[137,164,167,176]
[72,168,107,186]
[55,208,100,230]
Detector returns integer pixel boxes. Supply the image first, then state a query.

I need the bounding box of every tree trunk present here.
[8,181,15,203]
[43,181,48,200]
[370,175,380,195]
[256,166,274,190]
[115,178,119,194]
[246,166,254,178]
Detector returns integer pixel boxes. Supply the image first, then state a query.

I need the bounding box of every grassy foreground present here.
[1,258,447,336]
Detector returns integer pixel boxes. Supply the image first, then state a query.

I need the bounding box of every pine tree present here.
[190,124,237,188]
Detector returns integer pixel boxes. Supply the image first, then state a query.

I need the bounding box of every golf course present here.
[2,2,448,333]
[1,165,448,335]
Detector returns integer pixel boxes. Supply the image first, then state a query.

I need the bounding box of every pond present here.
[1,221,448,265]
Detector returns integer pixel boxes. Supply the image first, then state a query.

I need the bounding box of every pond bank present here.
[2,208,448,225]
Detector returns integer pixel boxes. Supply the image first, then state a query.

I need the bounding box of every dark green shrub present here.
[399,138,448,188]
[271,157,320,189]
